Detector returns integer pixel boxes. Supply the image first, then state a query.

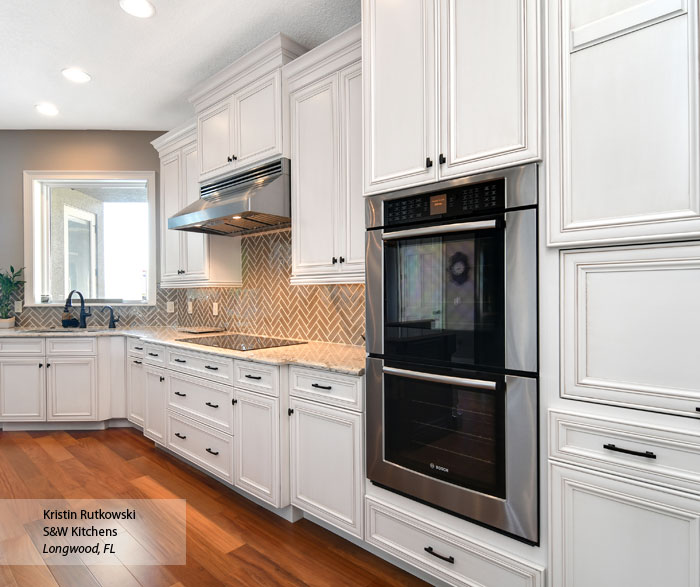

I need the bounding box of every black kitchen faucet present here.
[64,290,92,328]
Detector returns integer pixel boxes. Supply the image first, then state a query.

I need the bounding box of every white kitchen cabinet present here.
[233,388,281,507]
[160,150,183,282]
[126,357,145,427]
[197,100,234,181]
[550,462,700,587]
[547,0,700,246]
[46,357,97,421]
[144,366,168,446]
[0,357,46,421]
[363,0,540,195]
[285,25,364,284]
[289,397,363,538]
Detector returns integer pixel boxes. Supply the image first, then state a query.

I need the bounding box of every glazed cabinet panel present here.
[46,357,97,421]
[126,357,145,427]
[0,357,46,422]
[548,0,700,245]
[550,463,700,587]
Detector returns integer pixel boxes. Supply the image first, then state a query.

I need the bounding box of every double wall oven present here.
[365,164,539,544]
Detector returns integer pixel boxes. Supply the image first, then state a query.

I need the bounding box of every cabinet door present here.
[0,357,45,421]
[439,0,540,178]
[160,152,183,283]
[290,75,340,281]
[126,358,145,426]
[290,398,363,538]
[144,367,167,445]
[233,71,282,169]
[182,143,208,280]
[548,0,700,246]
[198,100,235,181]
[363,0,438,195]
[233,388,280,507]
[47,357,96,421]
[551,463,700,587]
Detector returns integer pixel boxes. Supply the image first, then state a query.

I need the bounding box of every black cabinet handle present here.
[227,156,232,162]
[134,346,143,350]
[312,383,332,391]
[174,358,186,363]
[424,546,454,564]
[426,157,433,168]
[439,153,446,164]
[39,363,43,368]
[205,365,219,371]
[133,360,142,365]
[205,402,219,409]
[245,374,262,380]
[174,432,186,440]
[332,257,338,264]
[205,448,219,456]
[159,376,165,383]
[339,256,345,263]
[232,399,237,405]
[288,408,294,416]
[603,443,656,459]
[232,155,237,161]
[46,363,51,368]
[148,352,159,357]
[174,391,186,397]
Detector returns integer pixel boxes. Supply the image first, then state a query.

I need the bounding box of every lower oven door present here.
[366,357,538,544]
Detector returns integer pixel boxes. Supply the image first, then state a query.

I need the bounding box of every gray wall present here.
[0,130,164,271]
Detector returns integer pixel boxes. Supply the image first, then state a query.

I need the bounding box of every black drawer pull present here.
[424,546,454,564]
[205,448,219,456]
[148,352,159,357]
[174,391,186,397]
[174,358,186,363]
[245,374,262,380]
[174,432,186,440]
[603,443,656,459]
[134,346,143,351]
[696,407,700,412]
[205,402,219,409]
[312,383,332,391]
[205,365,219,371]
[133,360,142,365]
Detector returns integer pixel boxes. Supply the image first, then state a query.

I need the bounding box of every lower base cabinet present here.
[126,358,145,426]
[144,366,167,445]
[0,357,46,421]
[47,357,97,421]
[550,463,700,587]
[289,397,363,538]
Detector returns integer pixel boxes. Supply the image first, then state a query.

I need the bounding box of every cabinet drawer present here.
[234,361,279,396]
[289,366,363,411]
[167,412,233,483]
[46,338,96,356]
[167,348,233,383]
[127,338,146,358]
[550,410,700,495]
[0,338,44,356]
[168,371,233,434]
[365,497,544,587]
[144,344,166,365]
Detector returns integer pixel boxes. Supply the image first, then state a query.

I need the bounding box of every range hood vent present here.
[168,158,290,237]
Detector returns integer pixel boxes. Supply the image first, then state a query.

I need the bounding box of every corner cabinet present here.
[152,122,242,289]
[363,0,541,195]
[284,24,365,284]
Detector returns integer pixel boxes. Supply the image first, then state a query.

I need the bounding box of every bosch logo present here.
[430,463,449,473]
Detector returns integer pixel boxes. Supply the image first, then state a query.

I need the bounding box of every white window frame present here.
[63,205,97,299]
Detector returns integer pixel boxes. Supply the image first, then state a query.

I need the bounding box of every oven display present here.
[429,194,447,215]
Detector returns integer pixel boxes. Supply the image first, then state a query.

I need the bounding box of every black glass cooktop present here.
[176,334,306,352]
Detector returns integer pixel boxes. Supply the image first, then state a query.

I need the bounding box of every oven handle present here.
[381,219,498,240]
[382,366,497,390]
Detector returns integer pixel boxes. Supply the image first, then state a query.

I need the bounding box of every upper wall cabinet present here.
[189,34,307,185]
[362,0,541,196]
[547,0,700,246]
[284,25,365,284]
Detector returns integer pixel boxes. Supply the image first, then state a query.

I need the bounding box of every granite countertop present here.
[0,326,367,376]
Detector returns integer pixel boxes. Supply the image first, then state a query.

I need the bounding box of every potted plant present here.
[0,266,25,329]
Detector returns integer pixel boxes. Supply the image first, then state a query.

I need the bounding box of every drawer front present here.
[127,338,146,358]
[289,366,363,411]
[168,371,233,434]
[144,344,166,365]
[0,338,44,356]
[46,338,96,356]
[167,348,234,383]
[550,410,700,495]
[167,412,233,483]
[365,498,544,587]
[234,361,279,396]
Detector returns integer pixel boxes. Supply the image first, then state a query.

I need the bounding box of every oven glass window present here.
[384,223,505,370]
[384,371,506,498]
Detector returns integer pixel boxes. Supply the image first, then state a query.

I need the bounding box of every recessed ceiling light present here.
[62,67,91,84]
[35,102,59,116]
[119,0,156,18]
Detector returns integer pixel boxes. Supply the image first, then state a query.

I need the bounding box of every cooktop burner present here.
[176,333,306,351]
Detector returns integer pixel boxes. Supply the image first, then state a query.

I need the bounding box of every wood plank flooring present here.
[0,428,427,587]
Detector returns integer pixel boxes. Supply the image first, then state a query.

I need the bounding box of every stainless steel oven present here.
[365,164,539,544]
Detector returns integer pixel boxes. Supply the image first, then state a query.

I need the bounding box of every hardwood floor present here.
[0,428,427,587]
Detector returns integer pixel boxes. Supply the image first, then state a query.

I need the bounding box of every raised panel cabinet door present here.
[439,0,540,177]
[198,100,234,182]
[290,75,340,280]
[290,398,363,538]
[233,389,280,507]
[144,367,167,445]
[363,0,438,195]
[160,152,183,282]
[233,71,282,169]
[0,357,46,421]
[126,357,145,426]
[182,143,208,280]
[548,0,700,246]
[550,463,700,587]
[47,357,96,421]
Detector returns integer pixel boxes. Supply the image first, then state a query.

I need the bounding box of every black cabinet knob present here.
[332,257,338,264]
[339,256,345,263]
[288,408,294,416]
[426,157,433,168]
[227,156,232,162]
[232,155,237,161]
[232,399,238,405]
[439,153,446,164]
[159,376,165,382]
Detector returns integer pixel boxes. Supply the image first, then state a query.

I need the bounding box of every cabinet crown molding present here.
[151,119,197,155]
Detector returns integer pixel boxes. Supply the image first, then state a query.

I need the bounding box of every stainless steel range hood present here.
[168,158,290,236]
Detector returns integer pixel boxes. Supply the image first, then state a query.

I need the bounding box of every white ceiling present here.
[0,0,360,130]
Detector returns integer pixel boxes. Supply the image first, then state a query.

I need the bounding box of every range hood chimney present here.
[168,158,290,237]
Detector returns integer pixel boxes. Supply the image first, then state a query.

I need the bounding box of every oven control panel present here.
[384,178,505,225]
